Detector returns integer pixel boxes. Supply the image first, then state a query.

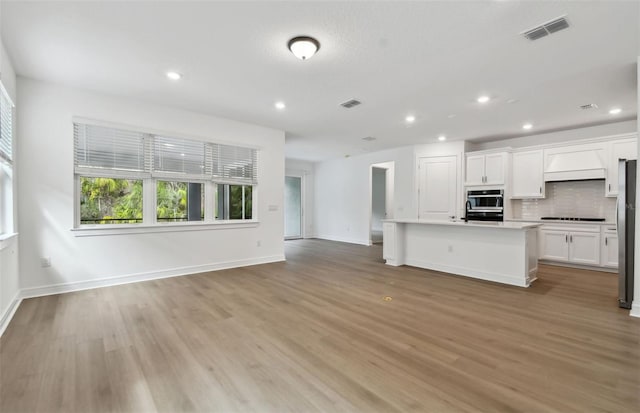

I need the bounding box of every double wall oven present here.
[465,189,504,222]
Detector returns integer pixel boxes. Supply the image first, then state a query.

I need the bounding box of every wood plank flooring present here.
[1,239,639,412]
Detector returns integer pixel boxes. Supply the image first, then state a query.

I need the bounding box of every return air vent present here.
[580,103,599,110]
[362,136,376,141]
[340,99,362,108]
[522,16,569,41]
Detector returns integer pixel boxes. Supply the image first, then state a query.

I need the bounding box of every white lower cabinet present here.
[601,227,618,268]
[539,225,601,266]
[382,222,396,260]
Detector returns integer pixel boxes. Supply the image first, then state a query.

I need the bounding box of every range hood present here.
[544,145,606,182]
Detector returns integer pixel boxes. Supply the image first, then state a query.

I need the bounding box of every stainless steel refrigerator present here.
[618,159,636,309]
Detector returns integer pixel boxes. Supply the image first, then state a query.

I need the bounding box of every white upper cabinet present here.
[511,150,544,199]
[465,152,506,186]
[465,155,485,186]
[606,137,637,197]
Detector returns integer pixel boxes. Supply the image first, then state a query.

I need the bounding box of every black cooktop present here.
[540,217,606,222]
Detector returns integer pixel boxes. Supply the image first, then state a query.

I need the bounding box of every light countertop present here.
[506,218,615,226]
[382,219,541,230]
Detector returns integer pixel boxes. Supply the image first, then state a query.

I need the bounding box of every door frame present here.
[369,161,395,246]
[284,172,305,240]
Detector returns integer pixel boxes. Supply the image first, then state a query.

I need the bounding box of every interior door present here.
[418,156,457,220]
[284,176,302,239]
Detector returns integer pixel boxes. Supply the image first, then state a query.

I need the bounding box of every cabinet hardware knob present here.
[565,234,568,243]
[605,238,608,246]
[539,187,542,194]
[570,235,573,242]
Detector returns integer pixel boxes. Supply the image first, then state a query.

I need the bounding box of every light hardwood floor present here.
[1,239,639,412]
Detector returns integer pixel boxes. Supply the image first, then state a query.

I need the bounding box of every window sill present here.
[70,220,259,237]
[0,232,18,251]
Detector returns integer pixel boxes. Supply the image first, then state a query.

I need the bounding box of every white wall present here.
[16,78,285,295]
[285,158,315,238]
[314,145,421,245]
[0,39,20,335]
[471,120,637,151]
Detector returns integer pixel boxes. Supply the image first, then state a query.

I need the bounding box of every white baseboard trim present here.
[630,302,640,318]
[0,290,23,337]
[405,258,529,288]
[20,254,286,300]
[314,234,370,246]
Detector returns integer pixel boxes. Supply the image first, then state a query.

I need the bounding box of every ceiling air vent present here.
[362,136,376,141]
[340,99,362,109]
[580,103,599,110]
[522,16,569,41]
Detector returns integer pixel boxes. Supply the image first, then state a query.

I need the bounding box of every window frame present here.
[72,118,259,235]
[0,82,16,239]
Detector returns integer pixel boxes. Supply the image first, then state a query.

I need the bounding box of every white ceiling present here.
[1,1,638,161]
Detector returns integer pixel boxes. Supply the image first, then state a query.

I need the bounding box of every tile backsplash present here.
[511,180,617,221]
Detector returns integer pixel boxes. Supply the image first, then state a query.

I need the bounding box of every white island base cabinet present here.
[382,220,540,287]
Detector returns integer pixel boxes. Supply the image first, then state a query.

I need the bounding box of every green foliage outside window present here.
[80,177,142,224]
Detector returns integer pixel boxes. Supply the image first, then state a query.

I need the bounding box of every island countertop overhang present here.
[382,219,541,230]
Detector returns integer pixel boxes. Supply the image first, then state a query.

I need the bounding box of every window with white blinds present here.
[153,135,210,180]
[213,144,258,185]
[74,123,149,177]
[0,85,14,164]
[73,122,258,184]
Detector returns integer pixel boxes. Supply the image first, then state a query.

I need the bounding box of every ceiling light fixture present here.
[609,108,622,115]
[405,115,416,123]
[166,71,182,81]
[438,135,447,141]
[522,123,533,130]
[288,36,320,60]
[275,101,286,110]
[477,95,490,103]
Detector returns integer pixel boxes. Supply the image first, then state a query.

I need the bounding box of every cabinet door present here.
[511,150,544,198]
[484,153,506,185]
[539,230,569,262]
[602,233,618,268]
[569,232,601,266]
[382,222,396,260]
[418,156,458,220]
[607,138,637,196]
[465,155,485,186]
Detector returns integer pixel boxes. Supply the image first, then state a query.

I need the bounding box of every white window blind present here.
[212,144,257,185]
[0,85,14,164]
[74,123,150,178]
[73,122,258,184]
[152,135,210,180]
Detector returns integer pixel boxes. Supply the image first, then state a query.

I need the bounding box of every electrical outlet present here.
[448,245,453,253]
[41,257,51,267]
[256,240,261,247]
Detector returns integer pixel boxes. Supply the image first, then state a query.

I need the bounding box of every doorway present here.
[284,175,303,239]
[369,161,395,245]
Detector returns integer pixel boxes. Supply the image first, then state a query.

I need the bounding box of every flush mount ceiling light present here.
[405,115,416,123]
[477,95,490,103]
[522,123,533,130]
[166,71,182,80]
[438,135,447,141]
[288,36,320,60]
[275,101,286,110]
[609,108,622,115]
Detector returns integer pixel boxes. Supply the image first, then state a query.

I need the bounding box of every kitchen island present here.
[382,219,541,287]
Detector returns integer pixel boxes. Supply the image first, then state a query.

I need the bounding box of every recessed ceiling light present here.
[405,115,416,123]
[288,36,320,60]
[275,101,286,110]
[166,71,182,81]
[522,123,533,130]
[447,114,456,119]
[180,153,185,157]
[438,135,447,141]
[609,108,622,115]
[477,95,490,103]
